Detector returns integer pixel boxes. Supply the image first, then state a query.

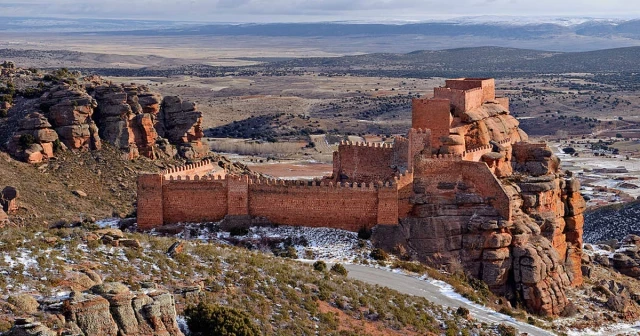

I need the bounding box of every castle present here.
[137,78,585,316]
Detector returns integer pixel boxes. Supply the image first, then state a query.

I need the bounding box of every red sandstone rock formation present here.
[6,112,59,163]
[5,68,207,163]
[91,82,205,160]
[92,83,162,159]
[157,96,207,160]
[62,282,184,336]
[38,84,101,151]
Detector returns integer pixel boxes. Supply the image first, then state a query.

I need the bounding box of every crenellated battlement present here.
[162,159,211,175]
[393,170,414,189]
[163,173,399,190]
[465,144,493,153]
[430,153,464,161]
[339,140,393,148]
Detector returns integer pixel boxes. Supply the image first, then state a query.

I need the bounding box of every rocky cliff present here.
[38,84,101,152]
[2,68,207,163]
[156,96,208,160]
[91,82,163,159]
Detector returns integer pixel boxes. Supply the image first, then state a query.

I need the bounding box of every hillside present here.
[0,224,503,335]
[584,201,640,243]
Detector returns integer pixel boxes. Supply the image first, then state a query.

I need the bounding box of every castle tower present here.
[411,98,451,149]
[433,78,497,115]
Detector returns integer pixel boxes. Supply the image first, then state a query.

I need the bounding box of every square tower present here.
[412,98,451,149]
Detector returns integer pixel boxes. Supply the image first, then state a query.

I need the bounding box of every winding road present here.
[343,264,555,336]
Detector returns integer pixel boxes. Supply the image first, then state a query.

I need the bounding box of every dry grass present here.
[209,139,305,157]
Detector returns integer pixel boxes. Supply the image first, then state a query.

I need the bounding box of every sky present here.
[1,0,639,22]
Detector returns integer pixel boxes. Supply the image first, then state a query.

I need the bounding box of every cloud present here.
[0,0,639,21]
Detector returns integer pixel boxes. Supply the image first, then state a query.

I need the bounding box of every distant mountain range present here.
[266,46,640,74]
[85,18,640,42]
[2,16,640,52]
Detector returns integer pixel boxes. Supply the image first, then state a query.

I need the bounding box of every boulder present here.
[72,190,87,198]
[7,294,39,314]
[6,113,59,163]
[607,294,632,313]
[0,209,9,226]
[7,318,56,336]
[64,283,184,336]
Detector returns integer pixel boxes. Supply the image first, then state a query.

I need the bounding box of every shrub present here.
[0,109,7,118]
[229,227,249,236]
[53,139,63,153]
[0,94,12,104]
[313,260,327,272]
[283,246,298,259]
[18,134,36,150]
[330,263,348,276]
[357,226,372,240]
[497,323,517,336]
[392,260,426,273]
[184,302,260,336]
[21,87,43,99]
[370,248,388,261]
[456,306,470,318]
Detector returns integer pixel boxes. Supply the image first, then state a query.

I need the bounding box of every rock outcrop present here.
[5,69,207,163]
[377,143,580,315]
[62,282,184,336]
[92,83,162,159]
[6,113,59,163]
[157,96,207,160]
[38,84,101,151]
[7,318,56,336]
[587,235,640,280]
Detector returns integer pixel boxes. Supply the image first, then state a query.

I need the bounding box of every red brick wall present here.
[137,172,402,231]
[162,178,228,224]
[496,97,509,111]
[227,176,249,215]
[463,88,484,112]
[407,128,431,167]
[412,98,450,148]
[333,143,396,183]
[445,78,495,102]
[248,182,380,231]
[377,186,399,225]
[137,173,164,230]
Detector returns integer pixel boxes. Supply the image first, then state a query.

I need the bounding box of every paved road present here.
[343,264,555,336]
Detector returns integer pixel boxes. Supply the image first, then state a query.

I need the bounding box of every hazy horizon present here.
[1,0,640,23]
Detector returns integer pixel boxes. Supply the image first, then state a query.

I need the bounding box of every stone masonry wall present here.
[332,142,397,183]
[162,178,229,224]
[412,98,450,148]
[434,87,483,115]
[137,171,404,231]
[249,181,380,231]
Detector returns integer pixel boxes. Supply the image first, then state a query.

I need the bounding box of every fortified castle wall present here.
[137,78,585,316]
[138,173,413,231]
